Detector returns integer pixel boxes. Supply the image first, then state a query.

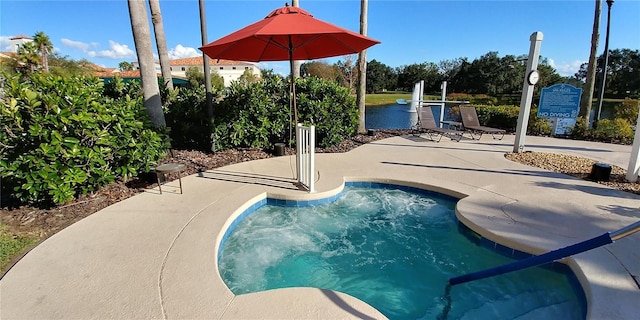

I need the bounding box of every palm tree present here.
[127,0,166,128]
[148,0,173,90]
[356,0,369,134]
[578,0,602,127]
[16,41,40,74]
[33,31,53,72]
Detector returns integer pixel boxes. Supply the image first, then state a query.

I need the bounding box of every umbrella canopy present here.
[199,4,380,148]
[199,5,380,62]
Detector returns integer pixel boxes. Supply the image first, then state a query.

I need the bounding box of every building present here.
[1,35,33,67]
[7,35,33,52]
[132,57,260,86]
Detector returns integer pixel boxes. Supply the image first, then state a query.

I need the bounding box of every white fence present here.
[296,124,315,193]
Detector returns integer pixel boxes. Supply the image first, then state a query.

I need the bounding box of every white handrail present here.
[296,123,315,193]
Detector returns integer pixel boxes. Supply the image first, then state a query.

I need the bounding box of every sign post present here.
[537,84,582,135]
[513,32,543,153]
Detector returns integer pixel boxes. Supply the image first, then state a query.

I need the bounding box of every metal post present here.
[199,0,213,122]
[439,81,447,128]
[309,125,315,193]
[596,0,614,121]
[419,80,424,108]
[513,32,543,153]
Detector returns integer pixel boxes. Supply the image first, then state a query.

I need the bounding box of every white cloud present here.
[549,58,585,77]
[168,44,200,59]
[88,40,135,59]
[0,36,12,51]
[61,38,91,51]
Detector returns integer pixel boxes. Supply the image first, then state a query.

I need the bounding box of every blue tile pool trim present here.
[266,182,459,208]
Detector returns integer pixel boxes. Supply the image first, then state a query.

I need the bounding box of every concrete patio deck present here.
[1,134,638,319]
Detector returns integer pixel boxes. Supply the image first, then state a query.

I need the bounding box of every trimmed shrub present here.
[212,75,357,149]
[164,85,216,151]
[592,118,634,144]
[569,117,590,140]
[296,77,358,147]
[527,107,552,136]
[614,98,640,125]
[474,105,519,131]
[0,72,167,206]
[460,105,551,135]
[212,75,289,150]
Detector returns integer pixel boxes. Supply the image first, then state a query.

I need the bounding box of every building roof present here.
[10,35,33,40]
[0,52,18,58]
[169,57,254,66]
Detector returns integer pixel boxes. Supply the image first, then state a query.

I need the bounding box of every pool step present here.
[459,290,577,320]
[512,301,577,319]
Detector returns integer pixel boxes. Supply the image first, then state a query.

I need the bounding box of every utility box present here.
[274,143,285,156]
[589,163,612,181]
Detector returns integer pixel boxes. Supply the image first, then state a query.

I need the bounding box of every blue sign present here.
[537,84,582,118]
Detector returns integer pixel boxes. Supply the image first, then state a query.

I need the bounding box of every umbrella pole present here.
[289,39,298,127]
[289,38,300,180]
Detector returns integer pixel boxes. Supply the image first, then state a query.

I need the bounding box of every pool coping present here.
[1,135,637,319]
[214,180,588,318]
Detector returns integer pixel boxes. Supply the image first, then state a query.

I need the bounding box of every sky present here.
[1,0,638,77]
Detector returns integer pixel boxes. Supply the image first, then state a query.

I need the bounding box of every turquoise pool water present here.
[218,184,586,319]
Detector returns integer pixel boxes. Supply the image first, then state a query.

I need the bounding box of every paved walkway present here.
[1,135,638,319]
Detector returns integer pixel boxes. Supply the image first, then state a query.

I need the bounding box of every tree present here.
[48,54,95,77]
[127,0,166,128]
[33,31,53,72]
[186,67,204,87]
[336,55,357,92]
[356,0,369,133]
[300,61,340,80]
[237,68,260,84]
[438,58,464,82]
[16,41,40,74]
[603,49,640,98]
[578,0,602,125]
[119,61,134,71]
[185,67,224,90]
[366,59,396,93]
[396,62,440,93]
[536,59,565,90]
[148,0,173,90]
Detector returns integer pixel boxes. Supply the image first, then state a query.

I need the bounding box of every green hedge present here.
[211,75,357,149]
[164,85,215,151]
[458,105,551,135]
[0,73,167,206]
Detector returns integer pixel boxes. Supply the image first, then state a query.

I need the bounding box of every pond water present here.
[366,104,454,130]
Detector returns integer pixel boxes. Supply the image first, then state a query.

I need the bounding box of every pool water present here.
[218,185,586,319]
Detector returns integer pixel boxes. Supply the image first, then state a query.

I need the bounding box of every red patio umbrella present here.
[199,4,380,126]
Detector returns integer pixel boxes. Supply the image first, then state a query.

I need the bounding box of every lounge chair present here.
[459,106,506,140]
[413,107,462,142]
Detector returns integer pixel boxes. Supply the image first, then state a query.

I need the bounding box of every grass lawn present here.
[0,225,38,273]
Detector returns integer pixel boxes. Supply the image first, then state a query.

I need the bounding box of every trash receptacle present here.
[589,163,612,181]
[274,143,285,156]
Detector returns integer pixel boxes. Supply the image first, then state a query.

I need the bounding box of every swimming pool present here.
[218,183,586,319]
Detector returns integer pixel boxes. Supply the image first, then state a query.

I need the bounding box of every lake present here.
[365,104,452,130]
